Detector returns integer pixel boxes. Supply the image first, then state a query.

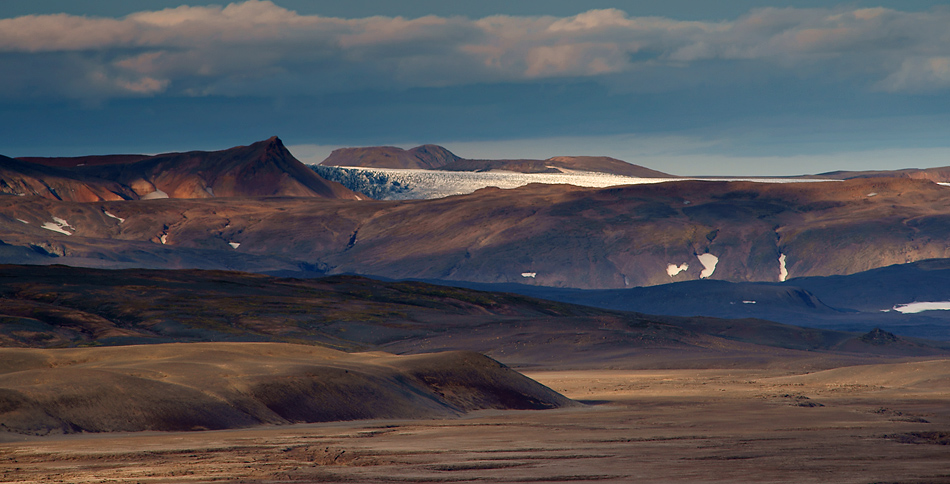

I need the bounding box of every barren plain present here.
[4,359,950,483]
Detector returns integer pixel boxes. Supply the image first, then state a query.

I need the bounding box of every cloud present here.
[1,1,949,101]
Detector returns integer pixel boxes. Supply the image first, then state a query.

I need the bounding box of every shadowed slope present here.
[322,145,461,170]
[321,144,672,177]
[0,343,573,435]
[1,265,946,369]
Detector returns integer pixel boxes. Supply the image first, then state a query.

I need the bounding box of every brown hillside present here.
[4,138,359,201]
[0,343,573,435]
[2,177,950,288]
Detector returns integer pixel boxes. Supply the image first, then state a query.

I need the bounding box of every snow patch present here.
[103,211,125,223]
[521,272,536,278]
[666,263,689,277]
[229,242,241,249]
[41,222,71,235]
[160,234,167,245]
[866,192,877,197]
[742,300,757,304]
[938,182,950,187]
[16,218,29,224]
[778,253,788,282]
[205,186,215,197]
[40,216,73,235]
[697,253,719,279]
[893,301,950,314]
[52,217,73,230]
[142,189,169,200]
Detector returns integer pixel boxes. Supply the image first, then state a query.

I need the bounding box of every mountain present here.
[321,144,461,170]
[0,154,138,202]
[4,137,359,201]
[4,177,950,292]
[320,144,673,177]
[811,166,950,183]
[441,155,673,177]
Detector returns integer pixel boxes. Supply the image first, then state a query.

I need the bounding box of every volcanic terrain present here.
[5,137,950,482]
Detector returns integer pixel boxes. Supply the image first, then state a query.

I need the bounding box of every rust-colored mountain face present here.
[321,144,673,177]
[4,137,359,201]
[0,155,137,202]
[3,176,950,290]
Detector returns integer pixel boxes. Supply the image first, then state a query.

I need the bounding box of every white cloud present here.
[1,1,949,100]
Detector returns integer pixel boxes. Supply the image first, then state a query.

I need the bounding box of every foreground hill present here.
[0,343,572,435]
[321,144,673,177]
[4,137,359,201]
[3,177,950,289]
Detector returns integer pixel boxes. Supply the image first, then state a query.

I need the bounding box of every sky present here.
[2,1,950,175]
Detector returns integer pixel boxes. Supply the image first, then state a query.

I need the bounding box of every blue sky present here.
[2,1,950,175]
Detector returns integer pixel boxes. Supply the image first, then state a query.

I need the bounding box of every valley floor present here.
[4,364,950,483]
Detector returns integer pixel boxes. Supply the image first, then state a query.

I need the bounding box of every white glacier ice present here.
[319,166,838,201]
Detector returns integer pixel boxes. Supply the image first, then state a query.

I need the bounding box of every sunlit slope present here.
[2,178,950,288]
[5,137,359,201]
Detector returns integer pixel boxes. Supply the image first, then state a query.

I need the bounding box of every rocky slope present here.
[1,264,943,362]
[4,137,359,201]
[3,177,950,289]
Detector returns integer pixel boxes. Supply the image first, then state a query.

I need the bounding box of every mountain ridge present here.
[3,137,359,201]
[321,144,674,177]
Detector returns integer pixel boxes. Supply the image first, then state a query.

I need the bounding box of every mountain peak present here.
[3,138,360,201]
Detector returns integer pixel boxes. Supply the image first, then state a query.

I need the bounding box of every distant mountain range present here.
[5,137,950,341]
[4,137,359,201]
[320,144,673,178]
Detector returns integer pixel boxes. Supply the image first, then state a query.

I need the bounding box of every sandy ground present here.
[3,361,950,483]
